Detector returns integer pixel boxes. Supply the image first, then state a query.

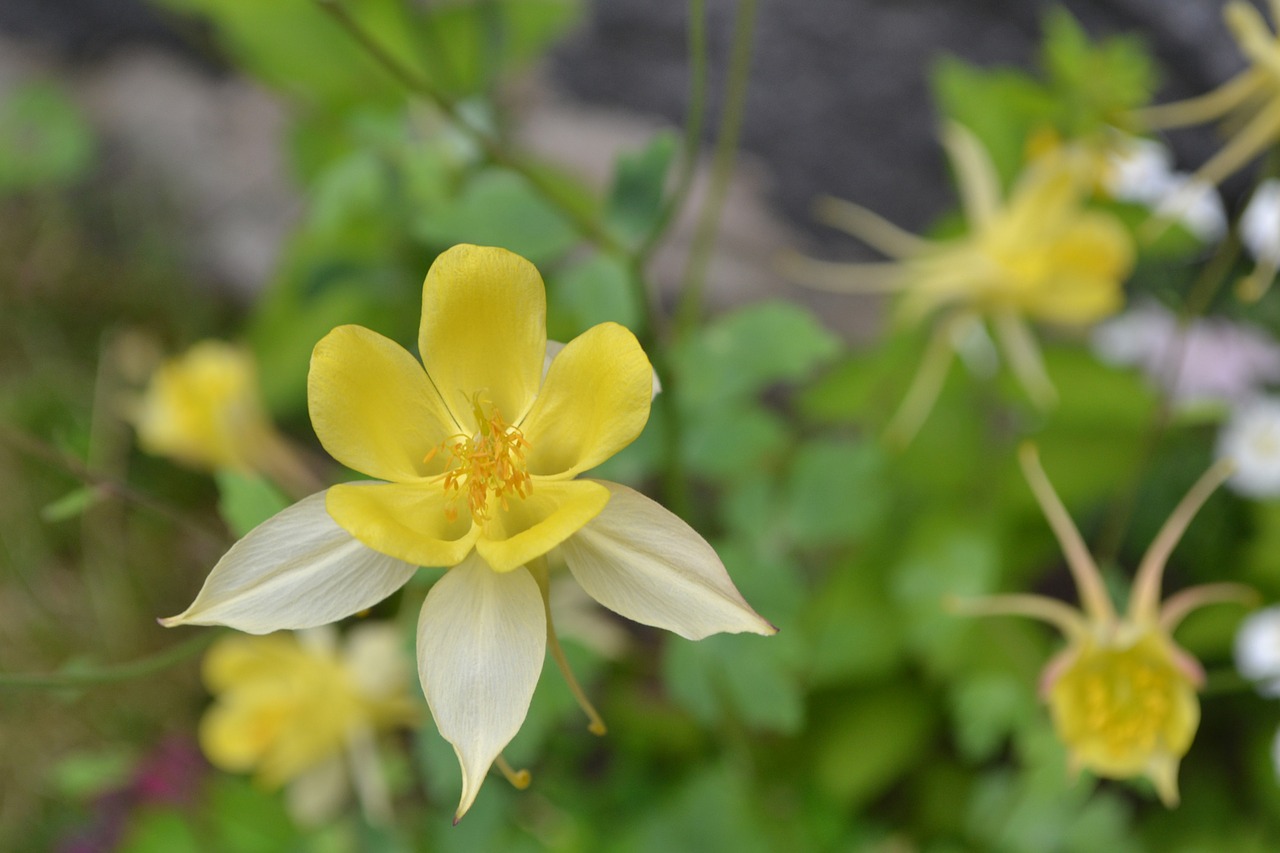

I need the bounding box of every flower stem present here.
[313,0,625,256]
[495,754,531,790]
[0,631,217,690]
[673,0,759,336]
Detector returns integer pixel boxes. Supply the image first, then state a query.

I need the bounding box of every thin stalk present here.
[635,0,710,267]
[0,631,217,690]
[673,0,759,336]
[314,0,625,256]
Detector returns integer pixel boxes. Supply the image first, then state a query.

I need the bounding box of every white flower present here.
[1218,398,1280,498]
[1235,606,1280,695]
[1242,179,1280,266]
[1103,136,1226,242]
[1093,302,1280,409]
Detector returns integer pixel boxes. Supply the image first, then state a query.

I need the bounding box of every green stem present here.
[0,631,217,690]
[0,425,226,547]
[1094,235,1241,568]
[673,0,759,336]
[314,0,625,256]
[635,0,709,268]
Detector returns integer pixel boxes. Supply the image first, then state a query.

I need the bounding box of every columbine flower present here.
[1234,605,1280,695]
[133,340,314,494]
[1217,397,1280,498]
[1092,301,1280,411]
[199,624,416,826]
[1137,1,1280,189]
[1240,178,1280,300]
[953,444,1252,806]
[162,244,774,820]
[782,123,1133,444]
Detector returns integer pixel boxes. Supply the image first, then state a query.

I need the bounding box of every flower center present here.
[430,397,532,523]
[1050,641,1190,764]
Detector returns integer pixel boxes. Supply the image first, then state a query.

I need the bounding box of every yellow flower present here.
[200,624,416,825]
[133,339,316,496]
[134,340,278,472]
[782,123,1133,445]
[953,444,1253,806]
[1137,0,1280,188]
[162,244,774,820]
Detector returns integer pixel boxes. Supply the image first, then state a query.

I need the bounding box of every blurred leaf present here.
[207,775,300,852]
[681,403,787,482]
[414,168,579,265]
[803,556,906,687]
[676,301,841,408]
[949,672,1032,762]
[51,748,134,799]
[891,519,1003,674]
[811,683,936,809]
[931,57,1054,187]
[617,764,772,853]
[215,470,290,537]
[0,82,95,193]
[40,485,103,523]
[605,132,678,242]
[548,253,638,337]
[117,808,203,853]
[664,632,804,734]
[1041,7,1156,133]
[783,437,889,547]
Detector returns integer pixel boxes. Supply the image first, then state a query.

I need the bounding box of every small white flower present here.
[1242,179,1280,266]
[1105,136,1175,205]
[1154,176,1227,243]
[1218,399,1280,498]
[1093,302,1280,409]
[1234,606,1280,693]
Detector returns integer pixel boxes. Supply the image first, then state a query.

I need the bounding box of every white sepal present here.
[560,481,775,640]
[161,490,418,633]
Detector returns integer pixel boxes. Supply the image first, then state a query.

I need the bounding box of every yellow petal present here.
[419,245,547,430]
[202,633,304,692]
[309,325,458,482]
[520,322,653,478]
[1028,217,1132,324]
[326,481,480,568]
[476,479,611,573]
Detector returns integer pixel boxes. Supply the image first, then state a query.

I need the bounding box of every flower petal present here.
[161,491,418,633]
[308,325,458,482]
[419,244,547,429]
[559,481,775,639]
[417,555,546,821]
[520,322,653,478]
[477,479,611,573]
[326,481,480,569]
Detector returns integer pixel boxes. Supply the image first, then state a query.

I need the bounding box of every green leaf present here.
[0,82,95,193]
[783,437,889,547]
[413,168,579,265]
[215,470,290,537]
[51,748,135,799]
[664,632,804,734]
[681,403,787,482]
[676,301,841,408]
[1041,7,1156,133]
[40,486,103,523]
[117,808,203,853]
[810,684,936,809]
[605,132,678,242]
[930,57,1054,188]
[803,557,906,687]
[547,253,638,337]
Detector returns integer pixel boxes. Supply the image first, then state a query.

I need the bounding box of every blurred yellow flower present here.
[164,244,774,820]
[953,445,1253,806]
[134,340,277,473]
[200,623,416,825]
[783,123,1132,445]
[1137,0,1280,188]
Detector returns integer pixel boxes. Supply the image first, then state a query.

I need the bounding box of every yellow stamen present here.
[433,398,532,523]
